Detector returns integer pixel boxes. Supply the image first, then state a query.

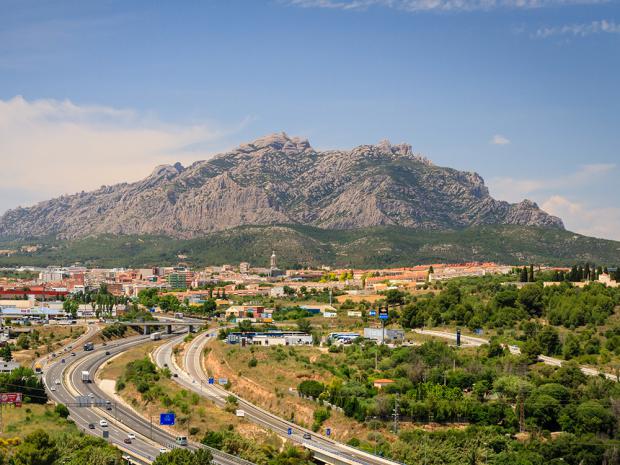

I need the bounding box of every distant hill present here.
[0,133,562,239]
[1,224,619,268]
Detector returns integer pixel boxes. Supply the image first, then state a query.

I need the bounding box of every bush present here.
[54,403,70,419]
[248,358,258,368]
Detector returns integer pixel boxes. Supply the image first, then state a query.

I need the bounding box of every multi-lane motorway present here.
[153,329,402,465]
[42,330,254,465]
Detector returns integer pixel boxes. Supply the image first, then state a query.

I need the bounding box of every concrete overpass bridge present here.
[119,320,207,335]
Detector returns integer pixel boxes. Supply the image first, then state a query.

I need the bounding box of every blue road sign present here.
[326,428,331,436]
[369,310,376,317]
[160,413,175,426]
[287,427,292,436]
[208,377,215,385]
[379,308,389,320]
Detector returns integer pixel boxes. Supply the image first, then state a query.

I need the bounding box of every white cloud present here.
[0,96,245,213]
[284,0,606,12]
[541,195,620,240]
[534,19,620,38]
[490,134,511,145]
[489,163,616,202]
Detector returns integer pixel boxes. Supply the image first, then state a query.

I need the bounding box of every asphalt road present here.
[414,328,619,381]
[153,329,402,465]
[44,331,255,465]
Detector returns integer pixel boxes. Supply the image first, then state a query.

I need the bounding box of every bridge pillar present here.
[167,325,172,334]
[143,325,148,335]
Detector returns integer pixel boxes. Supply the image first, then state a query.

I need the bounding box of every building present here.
[239,262,250,274]
[0,361,20,373]
[226,331,313,346]
[373,379,395,389]
[364,327,405,343]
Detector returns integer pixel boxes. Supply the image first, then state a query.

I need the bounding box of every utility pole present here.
[392,394,400,434]
[518,391,525,433]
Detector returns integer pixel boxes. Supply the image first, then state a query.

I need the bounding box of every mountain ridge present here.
[0,132,563,239]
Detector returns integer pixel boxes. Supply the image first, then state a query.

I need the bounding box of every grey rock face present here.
[0,132,564,239]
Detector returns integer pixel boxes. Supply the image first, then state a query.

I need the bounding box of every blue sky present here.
[1,0,619,239]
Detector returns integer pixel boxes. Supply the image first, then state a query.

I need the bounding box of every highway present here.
[43,330,255,465]
[414,328,619,381]
[153,329,403,465]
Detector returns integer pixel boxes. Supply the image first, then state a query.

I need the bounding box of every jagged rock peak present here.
[149,162,185,178]
[237,132,312,154]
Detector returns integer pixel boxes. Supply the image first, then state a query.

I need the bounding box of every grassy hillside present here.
[1,224,619,268]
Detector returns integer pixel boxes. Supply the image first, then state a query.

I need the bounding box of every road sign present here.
[0,393,21,407]
[456,328,461,347]
[369,310,376,317]
[76,396,91,407]
[160,413,175,425]
[208,377,214,385]
[102,430,109,439]
[379,308,389,320]
[326,428,331,436]
[287,427,292,436]
[218,378,228,385]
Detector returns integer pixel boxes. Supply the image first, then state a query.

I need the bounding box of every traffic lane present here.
[44,348,155,463]
[70,335,251,465]
[165,336,362,462]
[183,332,399,465]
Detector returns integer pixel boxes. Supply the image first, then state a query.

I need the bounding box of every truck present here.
[174,312,184,319]
[83,342,94,351]
[81,370,90,383]
[150,331,162,341]
[34,364,42,374]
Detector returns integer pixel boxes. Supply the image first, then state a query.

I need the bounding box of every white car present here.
[54,379,61,385]
[127,433,136,440]
[99,419,108,427]
[50,386,56,391]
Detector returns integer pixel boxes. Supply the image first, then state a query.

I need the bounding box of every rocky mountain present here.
[0,133,563,239]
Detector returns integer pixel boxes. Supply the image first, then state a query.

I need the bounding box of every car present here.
[303,433,312,440]
[123,438,132,444]
[99,419,108,427]
[106,405,112,411]
[159,448,169,454]
[88,423,95,429]
[71,352,76,356]
[50,386,56,391]
[172,373,178,378]
[61,359,65,364]
[105,351,110,355]
[88,393,94,398]
[126,433,136,440]
[54,379,61,385]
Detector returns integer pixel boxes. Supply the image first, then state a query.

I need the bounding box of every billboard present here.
[0,393,22,407]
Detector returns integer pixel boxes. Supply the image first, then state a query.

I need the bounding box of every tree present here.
[62,299,79,319]
[152,448,213,465]
[518,285,544,317]
[528,264,535,282]
[0,344,12,362]
[54,403,70,419]
[11,429,59,465]
[296,319,312,333]
[520,267,528,283]
[537,326,562,356]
